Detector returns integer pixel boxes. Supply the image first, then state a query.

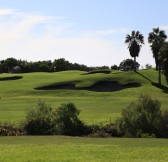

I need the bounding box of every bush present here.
[116,94,162,137]
[24,101,89,136]
[161,110,168,137]
[0,122,24,136]
[24,100,53,135]
[52,102,89,136]
[88,123,120,138]
[119,59,140,71]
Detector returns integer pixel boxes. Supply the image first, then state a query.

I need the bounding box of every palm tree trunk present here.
[155,56,159,71]
[134,57,136,72]
[158,64,161,85]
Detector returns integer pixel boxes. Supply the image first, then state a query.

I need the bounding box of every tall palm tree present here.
[148,27,167,71]
[125,30,144,72]
[158,41,168,84]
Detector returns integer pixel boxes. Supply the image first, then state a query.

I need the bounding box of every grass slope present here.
[0,69,168,124]
[0,69,168,161]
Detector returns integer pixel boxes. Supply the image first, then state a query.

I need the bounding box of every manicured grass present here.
[0,69,168,124]
[0,136,168,162]
[0,69,168,161]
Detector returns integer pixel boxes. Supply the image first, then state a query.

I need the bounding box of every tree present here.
[148,27,167,71]
[158,41,168,83]
[145,64,152,69]
[125,30,144,72]
[2,58,18,73]
[53,103,86,136]
[116,94,162,137]
[111,64,118,70]
[148,27,167,85]
[119,59,140,71]
[53,58,70,71]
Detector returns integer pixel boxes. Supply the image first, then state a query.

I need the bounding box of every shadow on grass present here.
[81,70,111,75]
[135,71,153,83]
[0,76,23,81]
[136,71,168,93]
[152,83,168,93]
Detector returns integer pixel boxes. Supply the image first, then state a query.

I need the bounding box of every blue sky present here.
[0,0,168,67]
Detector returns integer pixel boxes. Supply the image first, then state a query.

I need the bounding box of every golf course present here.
[0,69,168,161]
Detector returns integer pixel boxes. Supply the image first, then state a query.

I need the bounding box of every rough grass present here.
[0,136,168,162]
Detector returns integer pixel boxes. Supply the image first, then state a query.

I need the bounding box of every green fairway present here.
[0,136,168,162]
[0,69,168,161]
[0,69,168,124]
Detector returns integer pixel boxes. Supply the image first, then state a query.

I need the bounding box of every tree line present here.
[0,58,110,73]
[0,57,141,74]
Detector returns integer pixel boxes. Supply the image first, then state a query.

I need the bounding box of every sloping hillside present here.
[0,69,168,124]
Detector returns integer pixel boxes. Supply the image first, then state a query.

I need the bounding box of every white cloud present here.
[83,29,128,38]
[0,8,155,67]
[160,26,168,31]
[0,9,15,15]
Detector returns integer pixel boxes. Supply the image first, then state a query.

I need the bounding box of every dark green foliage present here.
[129,40,140,58]
[91,124,119,137]
[1,58,18,73]
[0,57,101,73]
[24,101,89,136]
[116,95,162,137]
[145,64,152,69]
[163,59,168,83]
[24,100,53,135]
[53,103,88,136]
[159,42,168,83]
[148,27,167,70]
[125,30,144,71]
[148,27,167,84]
[161,110,168,137]
[119,59,140,71]
[111,64,118,70]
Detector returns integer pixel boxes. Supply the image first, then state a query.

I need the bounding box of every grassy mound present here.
[0,69,168,124]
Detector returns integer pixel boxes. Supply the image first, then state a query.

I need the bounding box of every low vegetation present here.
[0,122,24,136]
[24,101,90,136]
[116,94,162,137]
[1,94,168,138]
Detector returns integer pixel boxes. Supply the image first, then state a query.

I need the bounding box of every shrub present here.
[88,123,120,138]
[116,94,162,137]
[52,102,88,136]
[24,101,89,136]
[0,122,24,136]
[119,59,140,71]
[161,110,168,137]
[24,100,53,135]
